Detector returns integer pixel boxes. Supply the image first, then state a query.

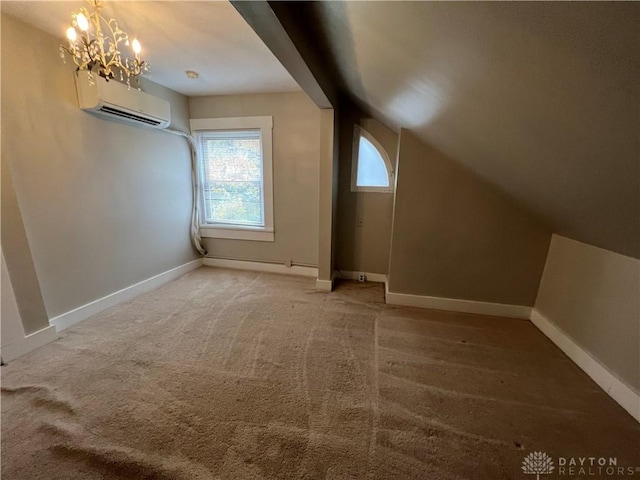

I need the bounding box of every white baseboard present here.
[0,325,58,363]
[50,259,203,331]
[530,309,640,422]
[336,270,388,284]
[316,270,341,291]
[385,290,532,319]
[315,278,334,291]
[203,257,318,278]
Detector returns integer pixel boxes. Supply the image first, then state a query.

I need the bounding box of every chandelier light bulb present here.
[76,13,89,31]
[66,26,77,41]
[131,39,141,55]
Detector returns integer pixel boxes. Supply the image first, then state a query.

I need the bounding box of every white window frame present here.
[190,116,274,242]
[350,125,394,193]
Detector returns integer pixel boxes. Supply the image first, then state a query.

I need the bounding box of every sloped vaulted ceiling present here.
[280,1,639,258]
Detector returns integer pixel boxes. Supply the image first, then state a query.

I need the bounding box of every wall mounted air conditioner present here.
[74,70,171,129]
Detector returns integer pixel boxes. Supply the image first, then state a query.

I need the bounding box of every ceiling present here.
[0,1,301,96]
[295,1,639,258]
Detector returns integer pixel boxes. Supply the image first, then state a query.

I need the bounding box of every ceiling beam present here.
[230,1,336,109]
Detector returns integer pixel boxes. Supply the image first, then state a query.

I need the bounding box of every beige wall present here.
[1,157,50,334]
[388,129,551,306]
[189,92,321,267]
[336,107,397,275]
[1,14,198,319]
[1,250,27,346]
[535,235,640,392]
[318,108,336,281]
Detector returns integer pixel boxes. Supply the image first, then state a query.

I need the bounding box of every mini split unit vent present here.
[74,71,171,129]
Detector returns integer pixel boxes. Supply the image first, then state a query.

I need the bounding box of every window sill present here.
[350,186,394,194]
[200,225,274,242]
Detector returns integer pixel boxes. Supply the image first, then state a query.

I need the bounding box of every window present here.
[191,116,274,241]
[351,125,394,193]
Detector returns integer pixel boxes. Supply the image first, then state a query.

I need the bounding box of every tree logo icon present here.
[522,451,555,479]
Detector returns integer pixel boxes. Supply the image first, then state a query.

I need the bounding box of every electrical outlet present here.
[358,273,366,282]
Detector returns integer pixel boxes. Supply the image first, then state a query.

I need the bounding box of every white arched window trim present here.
[350,125,394,193]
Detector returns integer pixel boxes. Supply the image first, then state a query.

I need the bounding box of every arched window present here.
[351,125,394,193]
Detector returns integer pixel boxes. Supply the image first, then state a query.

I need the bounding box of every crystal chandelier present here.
[59,0,149,86]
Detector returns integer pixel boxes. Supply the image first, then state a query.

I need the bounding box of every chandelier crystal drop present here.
[59,0,150,85]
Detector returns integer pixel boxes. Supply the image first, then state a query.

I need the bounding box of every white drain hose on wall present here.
[165,128,207,256]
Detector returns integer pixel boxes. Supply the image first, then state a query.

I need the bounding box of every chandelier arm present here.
[96,12,131,76]
[84,38,101,70]
[88,7,102,50]
[101,38,122,71]
[101,20,122,67]
[61,45,83,70]
[90,8,112,77]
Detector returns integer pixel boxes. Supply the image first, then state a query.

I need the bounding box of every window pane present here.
[356,136,390,187]
[201,132,264,226]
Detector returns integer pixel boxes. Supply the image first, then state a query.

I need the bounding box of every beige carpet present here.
[2,267,638,479]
